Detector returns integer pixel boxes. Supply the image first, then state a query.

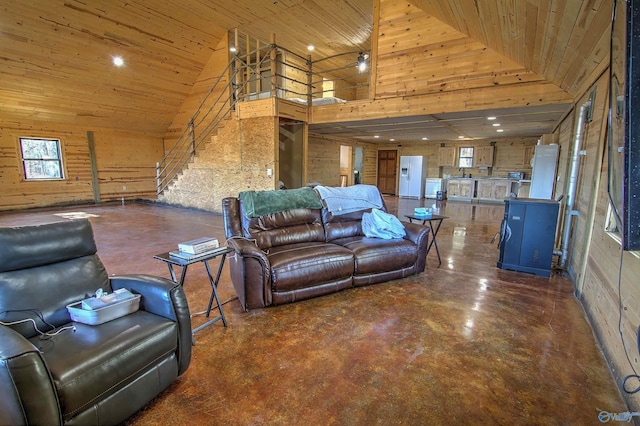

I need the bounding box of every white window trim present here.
[19,137,66,181]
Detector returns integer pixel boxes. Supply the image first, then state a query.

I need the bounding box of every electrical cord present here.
[617,244,640,393]
[0,309,76,339]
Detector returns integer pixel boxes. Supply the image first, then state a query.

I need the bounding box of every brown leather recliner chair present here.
[0,219,192,425]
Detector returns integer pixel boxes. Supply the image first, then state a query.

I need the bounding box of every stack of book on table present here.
[169,237,227,260]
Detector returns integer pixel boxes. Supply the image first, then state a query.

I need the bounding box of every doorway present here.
[377,150,397,194]
[279,119,304,189]
[340,145,352,186]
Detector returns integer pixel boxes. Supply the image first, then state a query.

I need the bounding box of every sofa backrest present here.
[222,196,325,250]
[240,203,325,250]
[0,219,109,338]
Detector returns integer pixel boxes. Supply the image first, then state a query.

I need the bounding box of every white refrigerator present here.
[529,144,559,199]
[399,156,427,198]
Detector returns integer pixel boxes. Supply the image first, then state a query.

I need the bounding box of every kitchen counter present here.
[447,177,520,202]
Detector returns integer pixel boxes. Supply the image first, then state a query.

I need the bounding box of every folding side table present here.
[153,247,231,342]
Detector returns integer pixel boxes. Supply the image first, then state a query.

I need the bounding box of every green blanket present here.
[239,187,323,217]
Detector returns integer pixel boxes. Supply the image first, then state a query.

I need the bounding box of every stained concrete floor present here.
[0,197,627,425]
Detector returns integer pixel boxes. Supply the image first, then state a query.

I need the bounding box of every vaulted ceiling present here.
[0,0,612,139]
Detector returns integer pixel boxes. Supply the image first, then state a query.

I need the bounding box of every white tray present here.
[67,294,141,325]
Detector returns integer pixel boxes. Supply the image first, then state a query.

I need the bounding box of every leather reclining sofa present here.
[222,186,430,310]
[0,219,192,425]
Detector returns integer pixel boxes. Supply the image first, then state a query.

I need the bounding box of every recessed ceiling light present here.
[422,137,428,140]
[458,135,465,139]
[497,129,504,132]
[492,123,501,127]
[307,45,315,51]
[487,116,497,120]
[112,56,124,67]
[390,138,395,141]
[229,46,237,53]
[374,135,380,138]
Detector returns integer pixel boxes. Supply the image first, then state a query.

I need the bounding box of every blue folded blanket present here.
[314,184,384,215]
[239,187,323,217]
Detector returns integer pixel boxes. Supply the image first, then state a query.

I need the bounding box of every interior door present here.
[377,150,397,195]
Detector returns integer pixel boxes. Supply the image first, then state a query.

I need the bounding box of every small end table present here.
[405,214,448,265]
[153,247,231,341]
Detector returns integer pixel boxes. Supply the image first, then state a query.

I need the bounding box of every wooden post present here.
[86,131,100,204]
[156,162,161,194]
[189,119,196,156]
[246,33,251,96]
[307,54,313,113]
[270,33,277,97]
[234,29,241,103]
[256,39,261,93]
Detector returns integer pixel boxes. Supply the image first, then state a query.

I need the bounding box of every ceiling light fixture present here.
[357,52,369,73]
[497,129,504,133]
[390,138,395,141]
[307,45,315,51]
[458,135,465,139]
[492,123,501,127]
[112,56,124,67]
[487,116,497,120]
[422,137,428,140]
[374,135,380,138]
[229,46,237,53]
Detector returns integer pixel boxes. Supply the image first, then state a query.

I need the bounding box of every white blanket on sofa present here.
[314,184,384,215]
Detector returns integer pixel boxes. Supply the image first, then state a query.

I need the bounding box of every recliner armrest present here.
[403,221,430,246]
[109,275,191,375]
[0,325,62,426]
[226,237,272,309]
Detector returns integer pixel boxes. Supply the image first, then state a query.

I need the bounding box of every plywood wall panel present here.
[160,116,275,212]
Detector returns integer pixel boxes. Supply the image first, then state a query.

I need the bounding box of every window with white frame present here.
[458,146,474,168]
[19,137,64,180]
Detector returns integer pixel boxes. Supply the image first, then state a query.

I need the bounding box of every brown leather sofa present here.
[0,219,192,425]
[222,187,430,310]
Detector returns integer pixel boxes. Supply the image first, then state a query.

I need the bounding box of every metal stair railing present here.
[156,60,241,195]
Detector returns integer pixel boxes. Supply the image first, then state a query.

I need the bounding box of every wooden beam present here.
[86,130,100,204]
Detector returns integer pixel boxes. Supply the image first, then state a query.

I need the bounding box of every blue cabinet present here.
[497,197,559,277]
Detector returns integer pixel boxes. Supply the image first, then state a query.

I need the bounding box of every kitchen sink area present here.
[446,176,527,202]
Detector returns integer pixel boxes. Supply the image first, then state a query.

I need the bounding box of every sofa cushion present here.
[33,310,178,420]
[267,242,354,292]
[242,207,325,250]
[332,237,418,275]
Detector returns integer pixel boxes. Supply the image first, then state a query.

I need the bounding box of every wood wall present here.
[375,1,547,99]
[553,68,640,411]
[0,119,162,211]
[307,133,378,187]
[391,138,536,179]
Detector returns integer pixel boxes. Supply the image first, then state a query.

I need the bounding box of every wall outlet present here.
[122,185,127,190]
[266,169,272,177]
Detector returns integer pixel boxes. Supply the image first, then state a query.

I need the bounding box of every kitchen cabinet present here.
[475,146,494,167]
[476,179,515,202]
[438,147,456,167]
[447,178,475,201]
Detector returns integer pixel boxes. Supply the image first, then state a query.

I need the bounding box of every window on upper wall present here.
[458,146,474,168]
[19,137,65,180]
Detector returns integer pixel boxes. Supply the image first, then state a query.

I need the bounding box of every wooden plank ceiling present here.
[0,0,611,137]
